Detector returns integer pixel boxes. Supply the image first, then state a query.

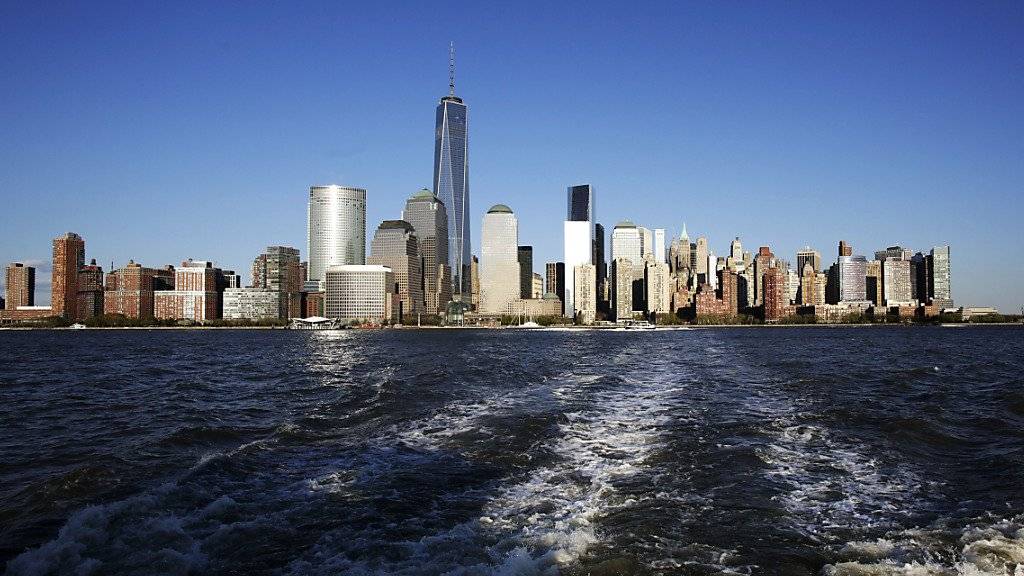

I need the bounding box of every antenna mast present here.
[449,42,456,96]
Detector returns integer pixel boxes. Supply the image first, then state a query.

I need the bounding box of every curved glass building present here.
[307,185,366,282]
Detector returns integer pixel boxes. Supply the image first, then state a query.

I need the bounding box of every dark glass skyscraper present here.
[433,46,470,296]
[567,184,593,222]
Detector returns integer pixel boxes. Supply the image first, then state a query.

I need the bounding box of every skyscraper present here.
[433,44,471,296]
[517,246,533,299]
[928,245,953,307]
[403,189,451,315]
[479,205,519,314]
[611,221,642,265]
[545,262,565,312]
[796,248,821,276]
[654,229,666,264]
[567,184,593,222]
[368,220,423,321]
[307,185,366,282]
[52,232,85,319]
[4,263,34,309]
[564,184,594,318]
[252,246,302,318]
[838,255,869,303]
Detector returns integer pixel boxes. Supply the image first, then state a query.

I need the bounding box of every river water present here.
[1,327,1022,575]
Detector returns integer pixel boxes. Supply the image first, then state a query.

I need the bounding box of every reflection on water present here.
[1,327,1023,575]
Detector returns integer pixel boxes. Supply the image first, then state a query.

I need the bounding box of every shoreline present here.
[1,323,1021,332]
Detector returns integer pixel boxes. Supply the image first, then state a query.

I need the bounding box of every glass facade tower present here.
[433,94,470,297]
[307,185,366,283]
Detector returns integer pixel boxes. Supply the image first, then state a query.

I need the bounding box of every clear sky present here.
[1,1,1021,311]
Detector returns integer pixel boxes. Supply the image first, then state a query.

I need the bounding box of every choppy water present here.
[1,327,1023,576]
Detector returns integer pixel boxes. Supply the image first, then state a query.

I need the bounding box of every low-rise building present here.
[223,288,282,321]
[324,265,395,323]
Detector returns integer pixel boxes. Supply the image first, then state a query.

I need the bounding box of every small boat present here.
[69,323,87,330]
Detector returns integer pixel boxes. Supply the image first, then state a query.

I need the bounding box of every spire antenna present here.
[448,42,456,96]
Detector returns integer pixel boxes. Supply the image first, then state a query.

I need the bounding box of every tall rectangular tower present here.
[433,45,470,296]
[52,232,85,319]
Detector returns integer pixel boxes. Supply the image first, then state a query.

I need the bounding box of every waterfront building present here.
[763,265,791,322]
[154,260,221,322]
[531,272,543,299]
[479,205,520,314]
[4,263,34,309]
[368,220,423,322]
[753,246,775,306]
[796,248,821,276]
[223,288,282,321]
[304,291,324,318]
[104,261,157,318]
[52,232,85,319]
[865,260,883,306]
[573,263,597,324]
[324,264,394,323]
[307,185,366,282]
[252,246,302,318]
[518,246,533,299]
[837,255,869,304]
[644,258,672,315]
[882,257,914,306]
[76,260,104,319]
[545,262,565,314]
[611,258,633,321]
[433,47,471,296]
[507,295,563,318]
[403,189,451,315]
[927,245,953,307]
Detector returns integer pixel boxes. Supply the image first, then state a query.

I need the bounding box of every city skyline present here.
[1,3,1021,311]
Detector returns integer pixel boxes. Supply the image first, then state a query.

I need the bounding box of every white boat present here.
[69,323,87,330]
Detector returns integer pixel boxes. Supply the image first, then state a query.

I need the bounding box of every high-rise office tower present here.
[325,265,395,323]
[403,189,451,315]
[882,257,913,306]
[545,262,565,313]
[368,220,423,322]
[308,185,366,282]
[639,227,654,260]
[517,246,533,299]
[479,205,519,314]
[567,184,593,222]
[865,260,882,306]
[695,237,709,280]
[52,232,85,319]
[611,221,642,265]
[875,245,913,262]
[654,229,666,264]
[564,185,594,318]
[838,255,869,303]
[928,245,952,307]
[4,263,34,309]
[593,222,607,304]
[839,240,853,258]
[433,44,471,296]
[796,248,822,276]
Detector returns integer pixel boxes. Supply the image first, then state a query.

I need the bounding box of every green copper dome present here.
[487,204,513,214]
[411,188,435,200]
[614,219,637,229]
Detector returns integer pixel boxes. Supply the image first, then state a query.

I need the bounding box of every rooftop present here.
[487,204,513,214]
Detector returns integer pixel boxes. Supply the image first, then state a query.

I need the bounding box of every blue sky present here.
[1,1,1021,310]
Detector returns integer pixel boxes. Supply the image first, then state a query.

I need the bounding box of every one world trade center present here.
[433,43,471,297]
